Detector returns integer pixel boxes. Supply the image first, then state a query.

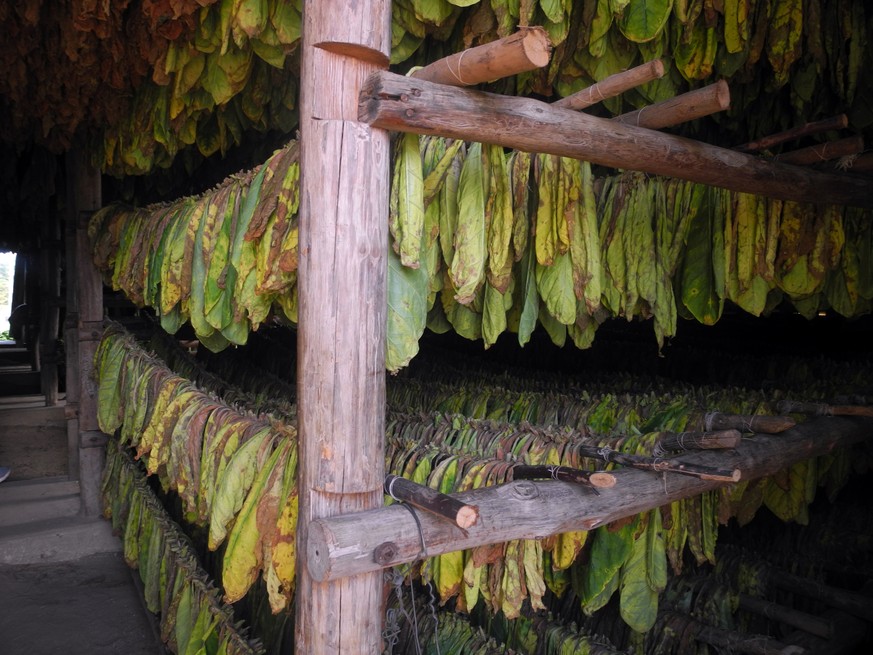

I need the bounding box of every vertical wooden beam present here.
[295,1,391,652]
[39,202,61,406]
[65,148,103,516]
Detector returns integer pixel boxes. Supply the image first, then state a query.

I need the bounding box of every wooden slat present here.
[306,416,871,582]
[553,60,665,111]
[411,27,551,87]
[358,72,873,209]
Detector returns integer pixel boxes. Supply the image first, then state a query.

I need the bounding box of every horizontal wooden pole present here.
[655,429,742,453]
[305,416,871,582]
[738,594,832,639]
[411,27,551,87]
[735,114,849,153]
[777,400,873,418]
[358,72,873,209]
[771,569,873,623]
[510,464,615,491]
[775,135,864,166]
[553,60,665,111]
[663,612,801,655]
[705,412,796,434]
[613,80,730,130]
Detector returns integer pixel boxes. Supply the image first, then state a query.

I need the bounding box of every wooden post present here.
[411,28,551,87]
[66,148,103,516]
[358,72,873,209]
[306,416,872,582]
[295,1,391,652]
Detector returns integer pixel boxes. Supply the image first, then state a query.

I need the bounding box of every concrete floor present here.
[0,477,167,655]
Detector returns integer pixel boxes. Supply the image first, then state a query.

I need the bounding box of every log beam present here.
[295,1,391,653]
[411,27,551,87]
[613,80,730,130]
[775,135,864,166]
[358,71,873,209]
[306,416,871,582]
[553,60,665,111]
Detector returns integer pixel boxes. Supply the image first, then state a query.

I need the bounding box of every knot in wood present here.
[373,541,399,565]
[506,480,539,500]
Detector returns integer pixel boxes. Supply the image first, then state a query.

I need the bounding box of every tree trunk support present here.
[294,1,391,652]
[358,72,873,209]
[306,417,871,582]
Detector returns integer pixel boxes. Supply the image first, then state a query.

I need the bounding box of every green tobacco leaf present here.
[386,243,429,373]
[618,0,673,43]
[517,243,540,346]
[536,251,576,325]
[398,132,425,268]
[680,186,723,325]
[619,527,658,632]
[579,519,636,613]
[450,142,486,304]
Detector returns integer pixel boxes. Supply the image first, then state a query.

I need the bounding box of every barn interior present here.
[1,2,872,654]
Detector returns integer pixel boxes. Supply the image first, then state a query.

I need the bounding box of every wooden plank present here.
[735,114,849,153]
[553,60,664,111]
[412,27,551,87]
[305,416,871,582]
[295,1,391,653]
[613,80,730,130]
[358,72,873,209]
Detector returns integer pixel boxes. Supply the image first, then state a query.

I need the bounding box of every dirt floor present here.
[0,552,166,655]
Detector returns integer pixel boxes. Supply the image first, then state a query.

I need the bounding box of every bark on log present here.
[738,594,833,639]
[411,27,551,87]
[575,444,741,482]
[294,1,391,653]
[705,412,796,434]
[735,115,849,153]
[306,416,872,582]
[553,60,665,111]
[358,72,873,209]
[613,80,730,130]
[775,136,864,166]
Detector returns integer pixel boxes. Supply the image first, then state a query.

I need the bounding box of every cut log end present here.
[520,27,552,68]
[456,505,480,530]
[589,471,617,488]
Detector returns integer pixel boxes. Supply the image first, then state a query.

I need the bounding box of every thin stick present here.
[613,80,730,130]
[510,464,616,493]
[411,27,551,87]
[574,445,741,482]
[384,474,480,529]
[735,114,849,153]
[775,135,864,166]
[554,60,665,111]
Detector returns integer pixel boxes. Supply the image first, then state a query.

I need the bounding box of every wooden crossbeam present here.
[735,114,849,153]
[358,71,873,209]
[613,80,730,130]
[553,60,665,111]
[305,416,872,582]
[775,135,864,166]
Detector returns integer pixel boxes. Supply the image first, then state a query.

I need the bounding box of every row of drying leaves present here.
[95,322,299,614]
[90,134,873,375]
[96,320,863,634]
[102,440,264,655]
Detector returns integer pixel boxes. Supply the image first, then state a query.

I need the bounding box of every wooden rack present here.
[305,416,872,582]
